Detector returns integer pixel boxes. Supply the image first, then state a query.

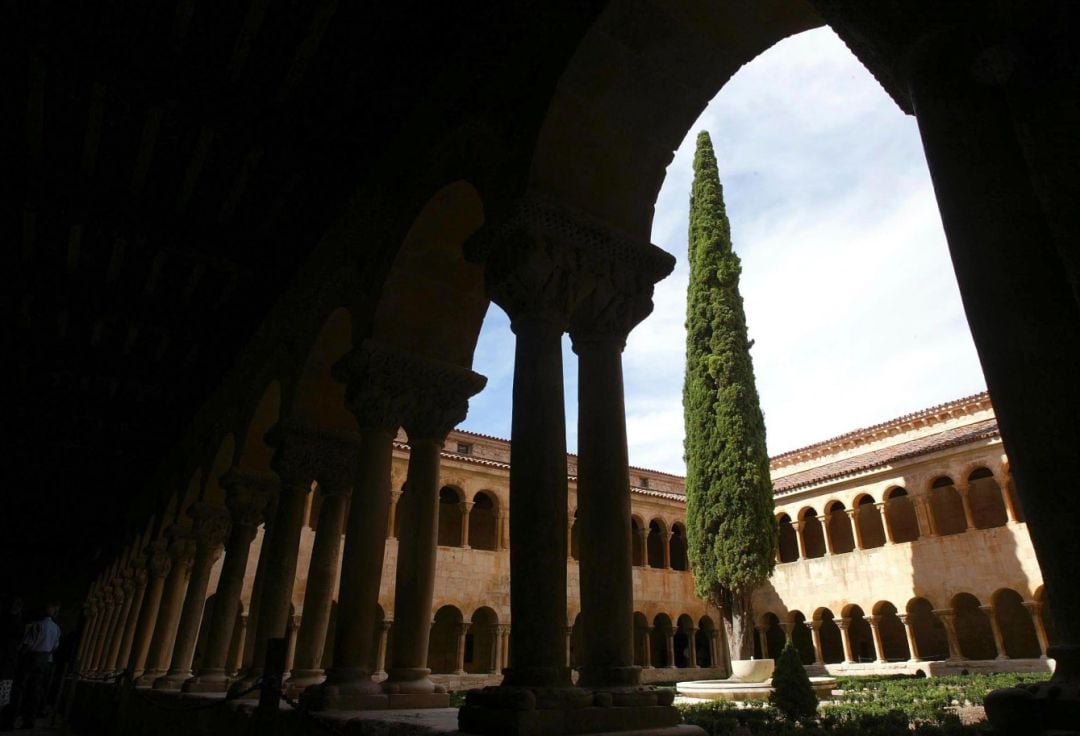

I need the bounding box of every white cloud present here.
[463,27,986,474]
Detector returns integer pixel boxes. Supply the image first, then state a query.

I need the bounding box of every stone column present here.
[847,509,864,549]
[567,517,575,560]
[154,504,229,690]
[569,247,668,689]
[807,621,825,665]
[641,628,653,668]
[184,472,270,692]
[387,489,402,539]
[898,614,922,662]
[665,628,676,669]
[289,443,355,692]
[285,614,302,674]
[76,598,97,671]
[128,540,172,677]
[1000,480,1020,523]
[957,482,977,531]
[375,621,392,677]
[136,532,196,685]
[229,428,315,696]
[460,502,474,549]
[793,521,807,560]
[661,531,673,568]
[499,624,511,671]
[565,626,574,668]
[103,577,137,673]
[92,584,122,672]
[115,565,148,674]
[755,625,769,659]
[932,609,963,660]
[837,619,854,664]
[239,505,273,672]
[634,528,647,567]
[981,605,1009,660]
[779,622,792,645]
[818,515,834,555]
[915,496,937,537]
[865,615,886,663]
[227,615,248,676]
[708,630,721,670]
[1022,602,1050,658]
[455,623,471,675]
[384,362,485,698]
[495,510,506,551]
[877,503,895,544]
[687,629,698,668]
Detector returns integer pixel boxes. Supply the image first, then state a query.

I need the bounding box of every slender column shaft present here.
[492,625,504,674]
[227,615,248,675]
[76,604,97,670]
[566,627,573,668]
[756,626,769,659]
[898,615,922,661]
[878,503,895,544]
[794,522,807,559]
[808,622,825,665]
[375,622,392,676]
[387,490,401,539]
[289,488,349,686]
[933,609,963,660]
[958,484,977,530]
[104,584,136,672]
[642,629,652,668]
[573,337,637,687]
[115,577,147,673]
[819,516,834,555]
[981,605,1009,660]
[128,548,170,677]
[503,316,570,687]
[688,629,698,667]
[847,509,864,549]
[866,616,886,663]
[837,620,854,664]
[455,624,470,675]
[1000,482,1019,523]
[500,626,511,670]
[240,523,271,670]
[460,503,473,549]
[91,596,120,671]
[1023,602,1050,658]
[137,538,195,684]
[385,437,444,693]
[780,622,792,645]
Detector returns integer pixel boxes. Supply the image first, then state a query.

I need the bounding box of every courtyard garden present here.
[675,672,1050,735]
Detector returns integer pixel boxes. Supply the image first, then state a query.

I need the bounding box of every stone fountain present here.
[676,659,836,702]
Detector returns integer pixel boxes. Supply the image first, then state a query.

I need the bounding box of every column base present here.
[181,673,232,693]
[284,669,326,698]
[577,665,642,688]
[985,644,1080,736]
[152,671,193,691]
[134,669,166,688]
[301,669,388,711]
[227,670,262,700]
[459,685,686,736]
[382,667,446,695]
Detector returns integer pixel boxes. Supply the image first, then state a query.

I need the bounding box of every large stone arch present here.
[906,597,948,661]
[952,592,996,660]
[469,491,499,551]
[798,507,826,559]
[967,467,1008,530]
[872,601,909,662]
[854,493,886,549]
[201,434,236,507]
[437,486,466,548]
[825,500,855,554]
[236,381,282,475]
[813,608,844,664]
[929,476,966,536]
[428,604,465,675]
[289,307,356,431]
[992,588,1040,659]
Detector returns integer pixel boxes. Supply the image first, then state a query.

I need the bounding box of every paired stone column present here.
[1001,478,1021,523]
[115,564,148,674]
[154,504,229,690]
[877,502,895,544]
[92,583,123,672]
[375,621,393,677]
[818,515,834,555]
[687,629,698,668]
[387,490,402,539]
[865,615,886,663]
[664,628,676,669]
[1023,601,1050,658]
[384,360,484,699]
[957,482,977,531]
[497,624,511,671]
[755,625,769,659]
[184,471,271,692]
[288,439,356,692]
[932,609,963,660]
[455,623,471,675]
[793,521,807,559]
[227,615,248,675]
[103,576,137,673]
[565,627,574,668]
[136,531,196,685]
[779,622,792,645]
[980,605,1009,660]
[913,496,935,538]
[459,502,474,549]
[897,614,922,662]
[836,619,854,664]
[847,509,864,549]
[569,243,670,689]
[495,510,506,551]
[127,540,172,677]
[806,621,825,665]
[76,597,97,671]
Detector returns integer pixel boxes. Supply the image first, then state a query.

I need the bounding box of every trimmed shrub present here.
[770,641,819,722]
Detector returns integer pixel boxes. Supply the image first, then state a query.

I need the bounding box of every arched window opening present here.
[952,593,996,660]
[466,607,499,674]
[674,615,695,667]
[696,617,715,668]
[428,605,464,674]
[777,514,799,563]
[670,523,688,571]
[843,605,874,663]
[993,589,1040,659]
[469,492,498,550]
[647,520,667,568]
[930,477,967,536]
[761,613,786,661]
[907,597,948,661]
[789,611,815,666]
[884,487,919,543]
[856,495,886,549]
[651,614,673,667]
[570,508,580,561]
[631,517,645,567]
[968,468,1008,529]
[799,508,826,559]
[633,612,650,667]
[437,486,464,547]
[826,501,855,554]
[872,601,909,661]
[815,609,844,664]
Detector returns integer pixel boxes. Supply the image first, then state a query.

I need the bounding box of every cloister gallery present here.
[9,1,1078,735]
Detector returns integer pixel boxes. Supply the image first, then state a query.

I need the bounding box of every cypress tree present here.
[769,641,819,722]
[683,130,777,660]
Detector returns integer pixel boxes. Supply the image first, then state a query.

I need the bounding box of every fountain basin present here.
[729,659,774,682]
[676,676,837,701]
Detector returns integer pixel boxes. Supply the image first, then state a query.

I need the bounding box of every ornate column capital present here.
[331,340,418,433]
[145,539,173,579]
[221,468,276,528]
[807,620,823,631]
[836,618,852,631]
[398,354,487,443]
[268,421,362,494]
[189,502,231,552]
[865,615,882,628]
[165,528,198,572]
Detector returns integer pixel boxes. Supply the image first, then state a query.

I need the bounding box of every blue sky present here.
[460,27,987,474]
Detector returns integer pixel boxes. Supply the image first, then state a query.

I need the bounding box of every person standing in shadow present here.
[16,604,60,730]
[0,598,25,731]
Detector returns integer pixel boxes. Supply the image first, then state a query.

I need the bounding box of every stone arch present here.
[799,507,826,559]
[813,608,844,664]
[201,434,236,507]
[630,516,646,567]
[651,613,673,667]
[428,605,464,674]
[176,467,203,526]
[777,513,798,562]
[872,601,909,662]
[437,485,465,547]
[290,307,355,431]
[237,380,282,475]
[788,610,815,666]
[647,519,667,568]
[467,606,499,674]
[854,494,886,549]
[825,500,855,554]
[674,614,695,668]
[696,616,715,668]
[992,589,1040,659]
[967,467,1008,529]
[951,592,996,660]
[469,491,499,551]
[370,181,487,369]
[930,476,967,536]
[884,486,919,543]
[760,612,786,661]
[906,597,948,661]
[669,522,688,571]
[633,612,650,667]
[841,604,874,663]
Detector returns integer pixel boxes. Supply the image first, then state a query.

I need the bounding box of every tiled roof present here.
[772,417,1001,494]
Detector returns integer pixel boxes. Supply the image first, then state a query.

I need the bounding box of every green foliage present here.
[770,642,819,722]
[683,130,776,608]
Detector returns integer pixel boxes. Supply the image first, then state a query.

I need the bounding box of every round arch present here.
[777,513,798,562]
[884,486,919,543]
[469,491,499,551]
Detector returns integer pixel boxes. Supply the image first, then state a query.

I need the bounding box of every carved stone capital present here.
[146,539,172,579]
[400,356,486,443]
[267,421,362,494]
[467,193,674,334]
[221,468,276,528]
[189,501,232,550]
[165,528,198,570]
[332,340,419,432]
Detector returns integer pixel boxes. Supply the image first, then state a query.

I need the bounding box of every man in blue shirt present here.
[16,604,60,729]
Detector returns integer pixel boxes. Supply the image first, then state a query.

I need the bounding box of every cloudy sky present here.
[460,27,987,474]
